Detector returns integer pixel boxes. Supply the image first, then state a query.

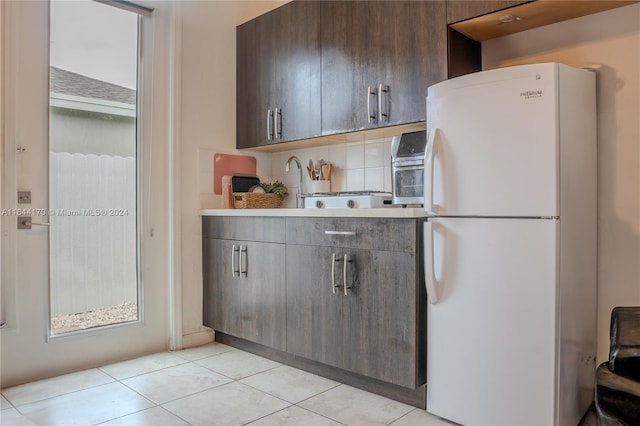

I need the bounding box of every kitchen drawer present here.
[203,216,285,243]
[285,217,420,252]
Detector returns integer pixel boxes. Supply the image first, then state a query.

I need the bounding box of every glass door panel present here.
[49,0,139,335]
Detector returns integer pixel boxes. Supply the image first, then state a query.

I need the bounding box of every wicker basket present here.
[233,192,283,209]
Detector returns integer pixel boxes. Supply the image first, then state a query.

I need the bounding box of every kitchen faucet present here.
[285,156,304,208]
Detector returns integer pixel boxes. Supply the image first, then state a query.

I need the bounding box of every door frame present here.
[0,0,182,388]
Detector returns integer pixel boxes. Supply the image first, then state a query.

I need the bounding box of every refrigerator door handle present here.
[425,128,438,214]
[424,222,439,304]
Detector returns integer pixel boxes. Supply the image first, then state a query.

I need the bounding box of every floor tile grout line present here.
[105,363,200,426]
[112,358,227,404]
[156,405,195,426]
[90,405,195,426]
[288,383,349,425]
[240,404,348,426]
[292,404,350,426]
[116,374,165,407]
[90,406,156,426]
[385,407,418,426]
[6,380,157,423]
[194,357,283,382]
[234,377,306,406]
[292,381,343,406]
[0,395,17,411]
[241,405,294,426]
[98,357,191,381]
[232,363,284,381]
[2,376,119,409]
[190,361,250,382]
[169,346,237,362]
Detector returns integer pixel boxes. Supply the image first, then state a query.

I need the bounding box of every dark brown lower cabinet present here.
[286,243,425,389]
[202,216,425,405]
[203,238,286,351]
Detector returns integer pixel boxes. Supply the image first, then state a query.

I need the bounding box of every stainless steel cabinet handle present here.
[275,108,282,139]
[378,84,389,122]
[240,245,248,277]
[266,109,273,141]
[331,253,342,294]
[324,230,356,236]
[232,244,240,278]
[342,254,352,295]
[367,86,377,123]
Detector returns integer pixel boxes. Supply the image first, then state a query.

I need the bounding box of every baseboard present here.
[182,327,214,349]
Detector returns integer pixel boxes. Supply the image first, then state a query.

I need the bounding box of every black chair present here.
[595,307,640,425]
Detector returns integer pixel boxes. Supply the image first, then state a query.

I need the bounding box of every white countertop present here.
[199,207,427,218]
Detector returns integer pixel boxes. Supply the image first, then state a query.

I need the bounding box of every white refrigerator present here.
[424,63,597,425]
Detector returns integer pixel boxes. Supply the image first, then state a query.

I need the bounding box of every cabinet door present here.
[446,0,531,24]
[203,238,241,336]
[240,241,287,351]
[236,15,274,149]
[272,1,321,143]
[376,1,447,127]
[203,238,286,350]
[341,249,423,388]
[236,2,321,148]
[286,245,344,368]
[321,1,380,134]
[321,1,447,135]
[286,244,424,389]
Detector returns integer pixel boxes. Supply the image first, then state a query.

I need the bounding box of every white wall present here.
[179,1,285,342]
[482,4,640,363]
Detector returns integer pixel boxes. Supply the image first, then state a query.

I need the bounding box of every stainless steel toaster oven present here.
[391,130,427,206]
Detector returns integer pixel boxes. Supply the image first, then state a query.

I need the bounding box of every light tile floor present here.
[0,342,455,426]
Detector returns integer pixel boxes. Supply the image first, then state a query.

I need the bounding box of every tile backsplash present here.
[199,137,393,209]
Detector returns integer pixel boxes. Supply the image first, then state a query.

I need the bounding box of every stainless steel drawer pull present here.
[325,230,356,236]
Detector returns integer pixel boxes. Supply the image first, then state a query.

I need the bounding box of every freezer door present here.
[425,217,557,425]
[426,63,559,217]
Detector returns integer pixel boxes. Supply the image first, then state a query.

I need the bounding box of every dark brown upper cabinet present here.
[448,0,637,41]
[446,0,532,24]
[446,1,531,80]
[320,1,447,136]
[236,1,321,149]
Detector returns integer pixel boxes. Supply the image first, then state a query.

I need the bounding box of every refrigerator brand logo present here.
[520,90,543,99]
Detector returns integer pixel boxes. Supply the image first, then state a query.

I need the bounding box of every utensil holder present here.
[308,180,330,194]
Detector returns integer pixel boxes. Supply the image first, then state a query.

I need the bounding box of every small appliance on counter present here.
[303,191,392,209]
[391,130,427,206]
